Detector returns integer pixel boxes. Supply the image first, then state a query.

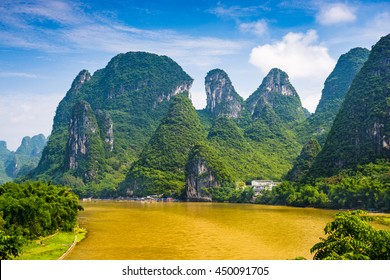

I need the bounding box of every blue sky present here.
[0,0,389,150]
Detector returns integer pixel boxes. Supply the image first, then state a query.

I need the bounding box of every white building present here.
[251,180,280,192]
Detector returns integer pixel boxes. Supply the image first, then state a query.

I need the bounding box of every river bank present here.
[15,228,87,260]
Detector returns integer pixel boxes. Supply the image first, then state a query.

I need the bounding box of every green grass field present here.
[15,228,87,260]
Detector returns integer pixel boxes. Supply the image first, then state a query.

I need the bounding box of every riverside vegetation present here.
[1,34,390,259]
[0,181,83,259]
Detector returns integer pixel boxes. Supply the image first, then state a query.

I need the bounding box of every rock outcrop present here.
[205,69,243,118]
[69,70,91,96]
[185,142,236,202]
[65,101,104,180]
[185,158,217,202]
[96,110,114,152]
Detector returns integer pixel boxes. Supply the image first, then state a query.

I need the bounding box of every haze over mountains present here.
[4,34,389,201]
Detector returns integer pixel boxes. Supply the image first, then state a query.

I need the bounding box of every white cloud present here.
[249,30,335,79]
[239,20,268,36]
[249,30,336,112]
[0,72,39,78]
[317,3,356,25]
[62,23,247,68]
[209,3,269,18]
[3,0,83,26]
[0,1,248,68]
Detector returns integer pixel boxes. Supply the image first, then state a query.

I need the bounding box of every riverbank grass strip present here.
[15,228,87,260]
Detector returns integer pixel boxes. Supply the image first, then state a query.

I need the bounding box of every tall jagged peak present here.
[310,34,390,177]
[262,68,297,97]
[69,70,91,97]
[246,68,305,124]
[314,47,370,115]
[0,141,9,152]
[53,70,92,126]
[307,47,370,145]
[205,68,243,119]
[16,134,47,157]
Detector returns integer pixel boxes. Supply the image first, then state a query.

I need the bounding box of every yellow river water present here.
[65,201,354,260]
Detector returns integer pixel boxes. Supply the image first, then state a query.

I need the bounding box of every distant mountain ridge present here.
[0,134,47,183]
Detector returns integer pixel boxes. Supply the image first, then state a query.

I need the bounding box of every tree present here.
[0,213,25,259]
[0,181,83,259]
[311,210,390,259]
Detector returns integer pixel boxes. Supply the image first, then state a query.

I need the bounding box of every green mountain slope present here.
[311,34,390,177]
[286,138,321,182]
[244,68,306,177]
[207,117,271,181]
[307,48,370,145]
[120,94,205,197]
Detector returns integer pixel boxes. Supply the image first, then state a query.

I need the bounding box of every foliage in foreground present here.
[311,210,390,260]
[0,181,82,259]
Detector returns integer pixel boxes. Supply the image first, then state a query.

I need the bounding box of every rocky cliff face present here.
[246,68,305,124]
[311,34,390,177]
[205,69,243,118]
[154,82,193,108]
[65,101,105,181]
[69,70,91,96]
[184,142,236,202]
[186,158,217,202]
[66,101,94,169]
[96,110,114,152]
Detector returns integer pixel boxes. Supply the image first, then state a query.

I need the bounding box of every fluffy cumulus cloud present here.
[317,3,356,25]
[249,30,336,111]
[239,19,268,36]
